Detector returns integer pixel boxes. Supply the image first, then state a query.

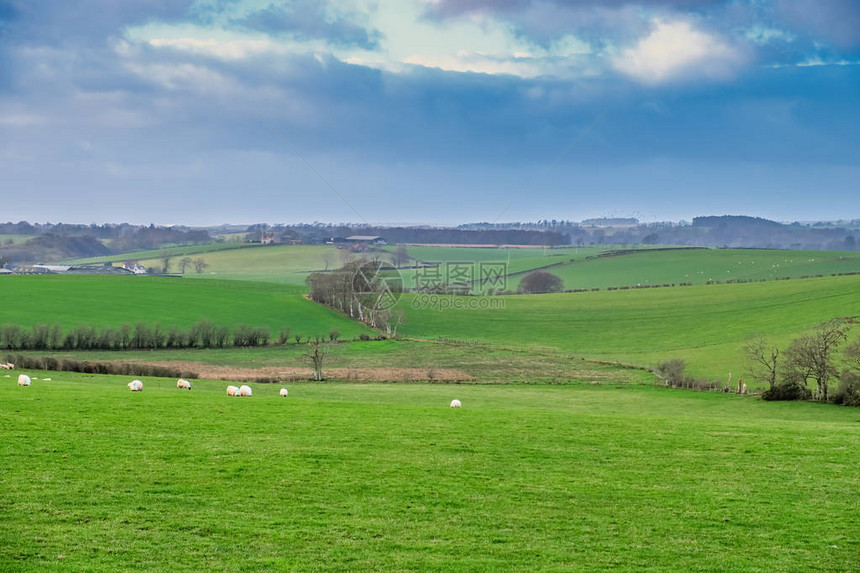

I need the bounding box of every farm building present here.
[345,235,387,245]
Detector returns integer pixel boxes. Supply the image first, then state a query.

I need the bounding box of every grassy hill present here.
[398,275,860,383]
[2,375,857,570]
[0,275,371,339]
[534,248,860,291]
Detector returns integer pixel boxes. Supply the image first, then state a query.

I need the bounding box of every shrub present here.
[832,371,860,406]
[278,327,292,345]
[657,358,687,386]
[517,271,564,294]
[761,381,812,401]
[329,329,340,342]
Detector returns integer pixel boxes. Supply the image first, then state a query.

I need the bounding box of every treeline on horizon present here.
[0,222,210,263]
[2,215,859,266]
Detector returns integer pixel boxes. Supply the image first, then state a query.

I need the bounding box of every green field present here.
[539,248,860,290]
[63,242,260,266]
[0,275,371,339]
[0,233,34,246]
[398,275,860,383]
[2,373,857,571]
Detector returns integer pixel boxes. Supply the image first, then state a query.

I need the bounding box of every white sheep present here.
[128,380,143,392]
[450,399,461,408]
[239,385,253,397]
[18,374,31,387]
[176,378,192,390]
[226,385,240,397]
[279,388,289,397]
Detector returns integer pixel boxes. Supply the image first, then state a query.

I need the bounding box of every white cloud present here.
[613,19,746,85]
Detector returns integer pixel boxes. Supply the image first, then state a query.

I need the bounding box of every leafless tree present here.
[306,340,327,381]
[845,339,860,372]
[744,336,780,390]
[192,257,209,274]
[784,318,851,401]
[393,245,409,268]
[159,252,172,273]
[178,257,193,274]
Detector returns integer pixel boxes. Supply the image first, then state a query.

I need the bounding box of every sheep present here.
[238,385,253,397]
[176,379,192,390]
[279,388,289,397]
[226,385,240,397]
[128,380,143,392]
[450,399,461,408]
[18,374,31,387]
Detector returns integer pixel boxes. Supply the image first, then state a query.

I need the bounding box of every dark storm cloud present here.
[774,0,860,50]
[233,1,380,49]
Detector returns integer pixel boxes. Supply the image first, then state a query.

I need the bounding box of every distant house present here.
[122,262,148,274]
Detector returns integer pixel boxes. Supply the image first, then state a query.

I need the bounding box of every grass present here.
[62,241,258,265]
[0,275,371,339]
[1,372,858,571]
[398,275,860,383]
[10,339,656,385]
[541,248,860,291]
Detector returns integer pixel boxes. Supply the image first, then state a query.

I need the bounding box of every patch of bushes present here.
[831,371,860,406]
[761,381,812,401]
[3,353,198,379]
[0,321,285,351]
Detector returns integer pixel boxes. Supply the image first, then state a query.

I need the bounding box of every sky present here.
[0,0,858,226]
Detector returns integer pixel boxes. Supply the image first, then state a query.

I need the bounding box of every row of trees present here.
[0,321,299,351]
[746,318,860,405]
[160,255,209,274]
[306,260,404,336]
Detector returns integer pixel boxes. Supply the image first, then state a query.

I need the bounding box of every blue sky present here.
[0,0,858,226]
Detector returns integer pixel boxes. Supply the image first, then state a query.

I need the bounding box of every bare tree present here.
[393,245,409,268]
[192,257,209,274]
[744,336,780,390]
[306,340,327,381]
[784,318,851,401]
[159,252,172,273]
[178,256,193,274]
[846,339,860,372]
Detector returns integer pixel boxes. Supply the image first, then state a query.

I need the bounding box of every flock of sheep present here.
[11,368,463,407]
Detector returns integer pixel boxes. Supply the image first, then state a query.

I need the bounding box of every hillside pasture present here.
[0,275,371,339]
[541,248,860,291]
[1,373,857,571]
[398,275,860,383]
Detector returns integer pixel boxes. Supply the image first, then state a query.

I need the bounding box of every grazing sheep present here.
[18,374,31,387]
[128,380,143,392]
[450,399,461,408]
[226,385,240,397]
[238,385,253,397]
[279,388,289,397]
[176,379,192,390]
